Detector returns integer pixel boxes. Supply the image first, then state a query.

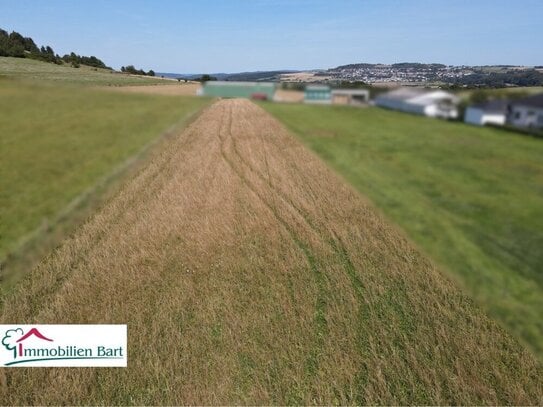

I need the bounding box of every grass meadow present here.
[457,86,543,100]
[263,103,543,360]
[0,78,210,283]
[0,57,169,86]
[1,100,540,404]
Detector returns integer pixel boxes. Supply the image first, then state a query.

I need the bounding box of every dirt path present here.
[1,100,541,405]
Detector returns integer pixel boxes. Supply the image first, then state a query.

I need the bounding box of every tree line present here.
[449,69,543,87]
[0,28,158,75]
[120,65,155,76]
[0,28,110,69]
[1,29,61,63]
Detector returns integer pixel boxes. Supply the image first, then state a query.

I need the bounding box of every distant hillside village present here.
[2,27,542,133]
[319,63,543,87]
[199,81,543,133]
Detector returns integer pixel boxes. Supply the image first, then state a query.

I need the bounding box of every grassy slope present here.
[262,103,543,359]
[0,100,541,404]
[0,56,169,86]
[0,79,209,265]
[458,86,543,99]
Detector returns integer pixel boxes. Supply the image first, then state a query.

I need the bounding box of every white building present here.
[464,100,508,126]
[507,94,543,130]
[374,88,459,119]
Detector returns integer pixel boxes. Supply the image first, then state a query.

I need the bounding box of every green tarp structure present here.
[201,81,276,99]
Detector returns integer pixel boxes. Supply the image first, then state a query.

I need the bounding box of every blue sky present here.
[1,0,542,73]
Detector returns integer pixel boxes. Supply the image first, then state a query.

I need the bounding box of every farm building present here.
[273,89,305,103]
[374,87,459,119]
[304,85,331,104]
[507,93,543,129]
[331,89,370,105]
[464,100,508,126]
[199,81,276,100]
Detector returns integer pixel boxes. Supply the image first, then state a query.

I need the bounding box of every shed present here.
[507,93,543,129]
[200,81,276,99]
[464,100,508,126]
[331,89,370,105]
[304,85,331,104]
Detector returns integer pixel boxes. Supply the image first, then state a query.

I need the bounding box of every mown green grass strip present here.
[262,102,543,360]
[0,79,210,269]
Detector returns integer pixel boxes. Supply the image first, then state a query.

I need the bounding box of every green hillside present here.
[0,79,209,284]
[263,103,543,360]
[0,57,168,86]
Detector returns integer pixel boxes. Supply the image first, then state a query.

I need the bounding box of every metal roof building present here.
[200,81,276,100]
[464,99,508,126]
[374,87,460,119]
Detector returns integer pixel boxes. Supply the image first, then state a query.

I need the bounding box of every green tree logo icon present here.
[2,328,24,359]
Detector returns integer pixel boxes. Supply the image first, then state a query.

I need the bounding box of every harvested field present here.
[103,83,201,96]
[280,71,328,82]
[1,100,541,405]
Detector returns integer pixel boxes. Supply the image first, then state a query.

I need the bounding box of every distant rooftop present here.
[331,89,369,95]
[204,81,275,87]
[510,93,543,108]
[471,99,509,113]
[376,87,427,101]
[306,85,331,91]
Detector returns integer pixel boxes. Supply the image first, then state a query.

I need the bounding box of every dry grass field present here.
[280,72,330,82]
[0,100,541,405]
[102,83,201,96]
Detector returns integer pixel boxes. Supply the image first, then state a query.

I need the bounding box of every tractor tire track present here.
[216,102,330,386]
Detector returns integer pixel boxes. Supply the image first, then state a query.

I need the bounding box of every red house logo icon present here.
[2,328,53,359]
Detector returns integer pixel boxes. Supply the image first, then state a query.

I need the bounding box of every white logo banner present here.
[0,324,127,367]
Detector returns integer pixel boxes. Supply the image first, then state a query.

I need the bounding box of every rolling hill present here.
[0,57,168,86]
